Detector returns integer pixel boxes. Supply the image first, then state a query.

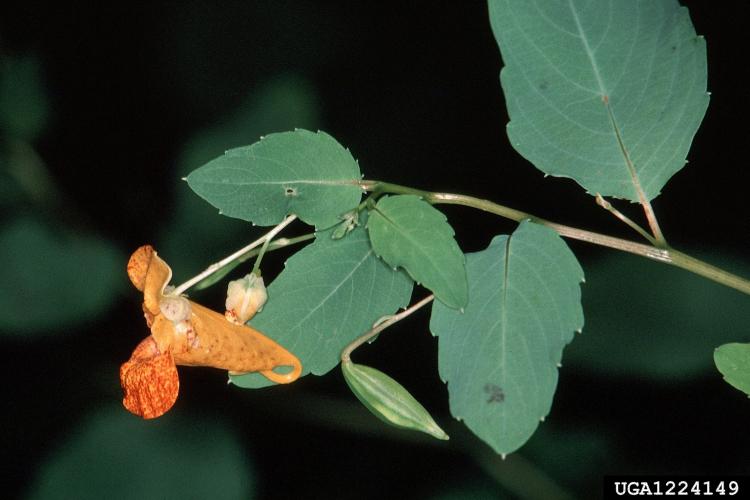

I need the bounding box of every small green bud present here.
[342,360,449,441]
[331,210,359,240]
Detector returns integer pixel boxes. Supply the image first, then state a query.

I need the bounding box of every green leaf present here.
[367,195,467,309]
[185,129,362,230]
[28,407,255,500]
[489,0,708,201]
[161,75,320,281]
[0,55,50,140]
[342,361,449,440]
[565,252,750,379]
[0,217,123,336]
[230,219,413,388]
[430,221,584,455]
[715,343,750,397]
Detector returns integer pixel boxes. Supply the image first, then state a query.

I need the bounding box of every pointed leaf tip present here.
[186,129,362,228]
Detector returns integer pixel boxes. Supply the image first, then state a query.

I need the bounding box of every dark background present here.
[2,2,749,499]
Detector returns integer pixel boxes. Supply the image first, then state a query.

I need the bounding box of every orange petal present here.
[175,301,302,383]
[127,245,154,291]
[120,337,179,419]
[128,245,173,316]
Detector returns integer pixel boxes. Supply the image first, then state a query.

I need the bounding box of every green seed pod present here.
[341,360,449,441]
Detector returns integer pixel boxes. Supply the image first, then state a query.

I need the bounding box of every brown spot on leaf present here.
[484,383,505,404]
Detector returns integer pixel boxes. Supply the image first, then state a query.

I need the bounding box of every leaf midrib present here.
[568,0,646,199]
[373,206,459,304]
[198,175,359,187]
[286,248,374,334]
[568,0,607,96]
[498,235,512,434]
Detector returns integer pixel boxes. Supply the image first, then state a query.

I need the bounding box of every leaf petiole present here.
[595,194,657,245]
[251,234,273,276]
[194,233,316,290]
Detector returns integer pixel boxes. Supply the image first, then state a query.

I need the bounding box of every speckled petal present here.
[120,337,179,419]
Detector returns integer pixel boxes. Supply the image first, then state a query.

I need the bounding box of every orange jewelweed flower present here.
[121,245,302,419]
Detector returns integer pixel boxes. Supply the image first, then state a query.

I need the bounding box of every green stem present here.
[173,214,297,295]
[251,235,272,275]
[360,179,750,296]
[341,294,435,363]
[194,233,316,290]
[248,233,315,260]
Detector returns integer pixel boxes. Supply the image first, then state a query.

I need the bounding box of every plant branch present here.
[341,294,435,363]
[194,233,316,290]
[173,214,297,296]
[359,180,750,295]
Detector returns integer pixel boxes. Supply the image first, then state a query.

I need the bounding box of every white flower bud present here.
[225,274,267,324]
